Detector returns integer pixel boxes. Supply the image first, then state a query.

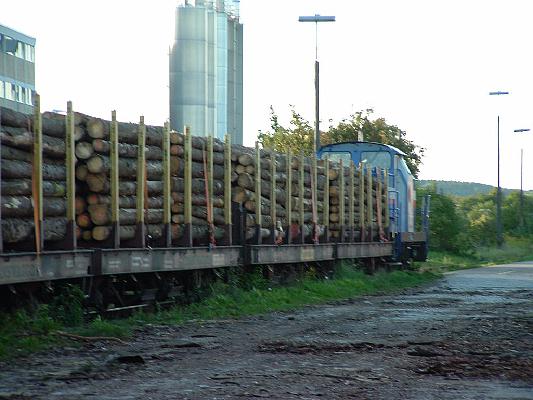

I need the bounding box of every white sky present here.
[3,0,533,189]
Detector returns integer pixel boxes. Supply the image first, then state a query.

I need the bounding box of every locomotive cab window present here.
[361,151,391,170]
[320,151,352,165]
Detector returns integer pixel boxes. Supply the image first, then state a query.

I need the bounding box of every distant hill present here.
[416,180,532,197]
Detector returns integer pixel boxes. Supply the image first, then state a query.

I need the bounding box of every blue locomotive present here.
[317,141,430,262]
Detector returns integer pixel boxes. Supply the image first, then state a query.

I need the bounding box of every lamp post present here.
[298,14,335,153]
[489,90,510,247]
[514,128,530,229]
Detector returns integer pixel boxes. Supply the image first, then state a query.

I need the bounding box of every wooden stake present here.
[359,163,365,242]
[270,150,277,244]
[367,167,373,242]
[299,151,305,243]
[349,160,355,242]
[323,156,330,242]
[254,141,262,244]
[162,121,172,246]
[286,150,292,244]
[65,101,77,249]
[110,110,120,248]
[223,134,232,245]
[32,94,43,253]
[338,159,345,243]
[182,126,192,246]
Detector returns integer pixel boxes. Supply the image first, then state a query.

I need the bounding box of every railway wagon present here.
[0,98,428,309]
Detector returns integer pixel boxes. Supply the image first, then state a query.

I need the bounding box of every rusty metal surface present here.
[246,244,336,265]
[400,232,427,243]
[0,251,92,284]
[336,242,393,259]
[99,246,242,275]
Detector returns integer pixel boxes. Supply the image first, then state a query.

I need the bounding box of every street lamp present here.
[489,90,510,247]
[514,128,531,229]
[298,14,335,152]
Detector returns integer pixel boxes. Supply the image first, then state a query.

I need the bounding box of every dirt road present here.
[1,263,532,399]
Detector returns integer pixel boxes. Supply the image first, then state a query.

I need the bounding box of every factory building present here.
[0,24,35,114]
[170,0,243,145]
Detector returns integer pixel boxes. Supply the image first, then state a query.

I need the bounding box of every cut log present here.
[1,126,65,158]
[92,223,225,242]
[1,217,67,242]
[88,205,164,226]
[76,164,89,181]
[86,194,164,209]
[170,144,225,165]
[76,213,92,229]
[1,195,65,217]
[0,179,66,197]
[75,141,94,159]
[1,159,65,180]
[86,117,164,146]
[86,174,223,196]
[171,192,224,208]
[169,205,225,225]
[86,155,163,179]
[92,139,163,160]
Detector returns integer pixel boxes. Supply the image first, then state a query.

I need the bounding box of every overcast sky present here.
[3,0,533,189]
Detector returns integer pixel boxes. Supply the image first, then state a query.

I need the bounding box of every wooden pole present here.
[323,156,330,242]
[377,168,383,239]
[223,134,232,245]
[64,101,77,250]
[359,163,365,242]
[338,159,345,243]
[162,121,172,246]
[286,150,292,244]
[110,110,120,248]
[349,160,355,242]
[32,94,43,252]
[254,141,262,244]
[182,126,193,246]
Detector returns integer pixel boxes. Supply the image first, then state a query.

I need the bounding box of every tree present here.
[258,107,425,177]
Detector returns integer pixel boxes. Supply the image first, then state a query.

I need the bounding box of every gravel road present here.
[1,263,532,399]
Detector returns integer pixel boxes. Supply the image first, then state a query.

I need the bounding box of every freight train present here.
[0,100,429,309]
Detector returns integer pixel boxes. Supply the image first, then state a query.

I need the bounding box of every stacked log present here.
[1,106,88,246]
[1,105,389,250]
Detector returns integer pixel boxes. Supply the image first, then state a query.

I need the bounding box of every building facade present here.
[0,24,35,114]
[170,0,243,144]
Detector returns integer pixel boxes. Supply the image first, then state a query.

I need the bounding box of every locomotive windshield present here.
[361,151,391,170]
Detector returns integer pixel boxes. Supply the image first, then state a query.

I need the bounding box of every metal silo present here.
[170,0,243,144]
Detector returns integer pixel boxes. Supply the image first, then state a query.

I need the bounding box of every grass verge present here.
[0,264,438,360]
[419,236,533,273]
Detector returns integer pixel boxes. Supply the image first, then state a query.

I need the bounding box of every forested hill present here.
[416,180,532,197]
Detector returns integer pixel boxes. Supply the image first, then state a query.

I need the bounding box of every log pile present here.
[1,104,388,251]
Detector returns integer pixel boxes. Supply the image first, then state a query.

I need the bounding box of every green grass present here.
[0,264,438,360]
[419,236,533,273]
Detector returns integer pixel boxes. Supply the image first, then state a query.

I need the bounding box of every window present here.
[24,44,35,62]
[24,87,33,105]
[4,82,14,100]
[320,151,352,165]
[361,151,391,170]
[0,81,4,98]
[14,85,23,103]
[3,35,17,55]
[15,41,24,58]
